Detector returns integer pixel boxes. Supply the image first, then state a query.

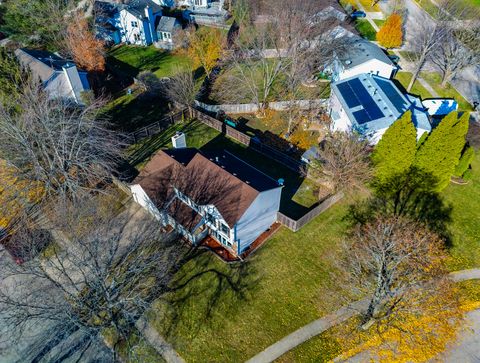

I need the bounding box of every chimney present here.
[172,132,187,149]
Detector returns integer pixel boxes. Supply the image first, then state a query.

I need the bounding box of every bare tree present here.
[312,132,372,195]
[405,0,476,92]
[164,66,198,117]
[0,198,183,362]
[343,215,449,329]
[432,26,480,87]
[0,82,122,206]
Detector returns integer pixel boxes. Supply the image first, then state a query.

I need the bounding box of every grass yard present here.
[414,0,442,18]
[373,19,385,27]
[148,202,350,362]
[355,19,377,41]
[443,151,480,271]
[339,0,380,12]
[394,72,433,99]
[419,72,473,111]
[107,45,192,79]
[127,119,320,218]
[102,90,170,131]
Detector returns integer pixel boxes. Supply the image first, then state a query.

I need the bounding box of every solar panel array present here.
[375,78,408,114]
[336,78,384,124]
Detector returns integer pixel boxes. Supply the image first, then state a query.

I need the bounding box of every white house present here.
[322,26,397,82]
[130,146,283,256]
[113,0,163,45]
[330,73,432,144]
[15,48,90,105]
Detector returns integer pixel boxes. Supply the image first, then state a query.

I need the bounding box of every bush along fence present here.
[277,193,344,232]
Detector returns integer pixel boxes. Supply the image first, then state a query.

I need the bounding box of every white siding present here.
[330,92,352,132]
[339,59,395,81]
[235,187,282,254]
[130,184,165,222]
[116,10,147,45]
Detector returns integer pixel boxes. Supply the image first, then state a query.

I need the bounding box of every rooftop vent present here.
[215,156,219,163]
[345,60,352,65]
[278,178,285,186]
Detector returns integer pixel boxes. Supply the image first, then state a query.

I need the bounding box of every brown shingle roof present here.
[133,149,266,227]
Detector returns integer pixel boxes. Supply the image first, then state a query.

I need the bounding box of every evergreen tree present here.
[414,112,469,190]
[372,111,417,183]
[376,13,403,49]
[454,146,475,178]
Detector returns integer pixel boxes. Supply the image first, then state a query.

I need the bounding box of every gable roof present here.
[133,148,280,227]
[122,0,162,19]
[15,49,79,83]
[332,73,431,134]
[157,16,177,32]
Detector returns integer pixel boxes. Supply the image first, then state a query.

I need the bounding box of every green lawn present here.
[148,202,350,362]
[443,151,480,271]
[107,45,192,79]
[394,72,433,99]
[373,19,385,27]
[355,19,377,41]
[127,119,320,218]
[419,72,473,111]
[414,0,442,19]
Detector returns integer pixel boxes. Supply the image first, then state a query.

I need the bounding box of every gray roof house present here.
[15,48,90,105]
[324,26,397,81]
[330,73,432,144]
[155,16,181,49]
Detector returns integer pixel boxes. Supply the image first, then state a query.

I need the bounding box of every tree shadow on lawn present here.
[158,246,259,341]
[347,168,454,247]
[200,134,316,219]
[103,93,171,132]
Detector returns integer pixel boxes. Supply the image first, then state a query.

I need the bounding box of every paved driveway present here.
[442,309,480,363]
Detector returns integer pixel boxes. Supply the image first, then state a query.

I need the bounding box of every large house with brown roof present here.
[130,147,283,256]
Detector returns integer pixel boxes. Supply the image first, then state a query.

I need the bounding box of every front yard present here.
[394,71,473,112]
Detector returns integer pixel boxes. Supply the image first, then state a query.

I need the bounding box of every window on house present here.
[131,21,138,28]
[220,223,229,235]
[134,33,141,41]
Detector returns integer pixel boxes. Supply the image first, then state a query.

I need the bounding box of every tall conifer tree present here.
[414,112,469,190]
[372,111,417,183]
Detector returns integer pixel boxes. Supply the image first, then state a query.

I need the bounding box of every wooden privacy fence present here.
[277,193,344,232]
[126,110,185,144]
[191,108,304,172]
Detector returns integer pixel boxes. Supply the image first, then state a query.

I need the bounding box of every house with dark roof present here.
[130,146,283,256]
[15,48,90,105]
[330,73,432,144]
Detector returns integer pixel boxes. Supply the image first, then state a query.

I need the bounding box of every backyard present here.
[107,45,192,79]
[127,119,322,219]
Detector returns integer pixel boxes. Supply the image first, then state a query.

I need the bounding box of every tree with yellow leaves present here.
[338,215,464,362]
[0,160,44,232]
[376,13,403,49]
[183,27,224,78]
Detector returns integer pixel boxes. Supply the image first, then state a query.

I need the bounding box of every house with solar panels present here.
[330,74,432,144]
